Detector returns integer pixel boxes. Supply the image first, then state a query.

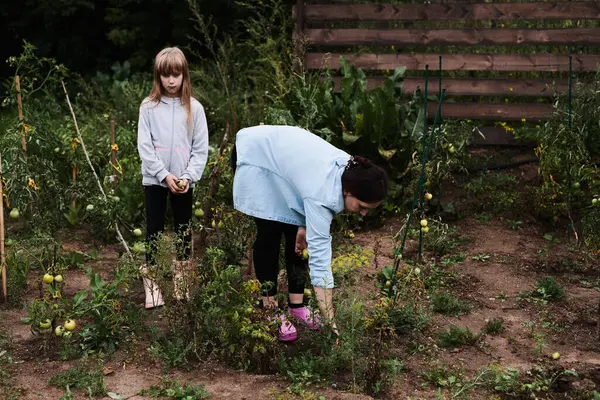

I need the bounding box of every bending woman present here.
[232,125,388,341]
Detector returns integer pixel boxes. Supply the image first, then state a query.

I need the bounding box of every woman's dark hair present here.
[341,156,388,203]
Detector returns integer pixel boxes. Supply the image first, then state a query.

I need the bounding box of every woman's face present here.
[343,192,381,216]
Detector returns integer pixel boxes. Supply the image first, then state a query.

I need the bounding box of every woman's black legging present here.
[253,218,307,297]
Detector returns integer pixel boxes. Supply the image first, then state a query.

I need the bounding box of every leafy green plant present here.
[388,302,430,335]
[140,379,210,399]
[474,212,491,224]
[430,292,472,316]
[148,334,194,371]
[506,219,523,230]
[437,326,478,348]
[471,253,491,262]
[423,222,463,257]
[484,318,505,335]
[535,277,566,302]
[440,253,465,267]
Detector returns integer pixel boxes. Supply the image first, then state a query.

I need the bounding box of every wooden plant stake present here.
[15,76,26,159]
[110,120,117,185]
[0,152,7,302]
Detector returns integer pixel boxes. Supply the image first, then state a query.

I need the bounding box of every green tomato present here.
[302,248,309,260]
[54,326,65,337]
[132,242,146,254]
[195,208,204,218]
[86,204,94,211]
[9,208,20,219]
[39,319,52,329]
[133,228,143,237]
[64,319,76,331]
[54,275,64,283]
[43,273,54,284]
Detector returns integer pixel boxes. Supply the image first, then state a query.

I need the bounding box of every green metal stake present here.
[418,66,430,261]
[566,56,574,241]
[439,56,443,101]
[568,56,573,130]
[389,88,447,297]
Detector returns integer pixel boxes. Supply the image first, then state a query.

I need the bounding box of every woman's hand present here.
[295,226,307,255]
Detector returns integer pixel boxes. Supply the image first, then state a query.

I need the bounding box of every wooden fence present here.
[294,1,600,121]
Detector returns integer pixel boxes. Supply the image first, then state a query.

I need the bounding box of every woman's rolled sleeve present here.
[304,199,335,289]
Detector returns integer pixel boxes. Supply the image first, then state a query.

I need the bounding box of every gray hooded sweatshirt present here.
[137,96,209,187]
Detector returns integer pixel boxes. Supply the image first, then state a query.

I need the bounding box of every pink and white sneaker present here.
[271,314,297,342]
[289,306,322,331]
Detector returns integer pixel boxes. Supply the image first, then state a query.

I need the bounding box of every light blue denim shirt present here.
[233,125,351,289]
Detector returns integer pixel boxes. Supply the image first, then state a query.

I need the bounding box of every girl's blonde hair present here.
[148,47,193,127]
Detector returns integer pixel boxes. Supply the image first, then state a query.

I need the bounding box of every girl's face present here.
[343,192,381,216]
[160,73,183,97]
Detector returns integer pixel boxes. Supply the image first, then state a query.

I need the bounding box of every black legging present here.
[253,219,308,297]
[144,185,193,265]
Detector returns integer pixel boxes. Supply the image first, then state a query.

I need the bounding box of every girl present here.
[137,47,209,308]
[232,125,388,341]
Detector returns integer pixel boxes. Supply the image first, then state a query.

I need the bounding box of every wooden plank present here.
[307,28,600,47]
[301,3,600,22]
[329,77,568,97]
[295,0,305,35]
[307,53,600,72]
[471,127,534,146]
[427,102,553,120]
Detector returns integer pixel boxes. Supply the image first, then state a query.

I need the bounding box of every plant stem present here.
[60,80,132,260]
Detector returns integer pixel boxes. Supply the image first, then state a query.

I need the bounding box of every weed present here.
[423,264,459,291]
[519,277,565,305]
[464,172,520,214]
[0,333,22,399]
[506,219,523,230]
[140,378,210,399]
[475,212,491,223]
[536,277,565,301]
[49,366,106,397]
[422,364,464,389]
[483,363,521,395]
[431,292,472,316]
[437,326,478,348]
[484,318,505,335]
[471,253,491,262]
[388,302,430,335]
[424,223,463,257]
[148,332,194,370]
[440,253,465,267]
